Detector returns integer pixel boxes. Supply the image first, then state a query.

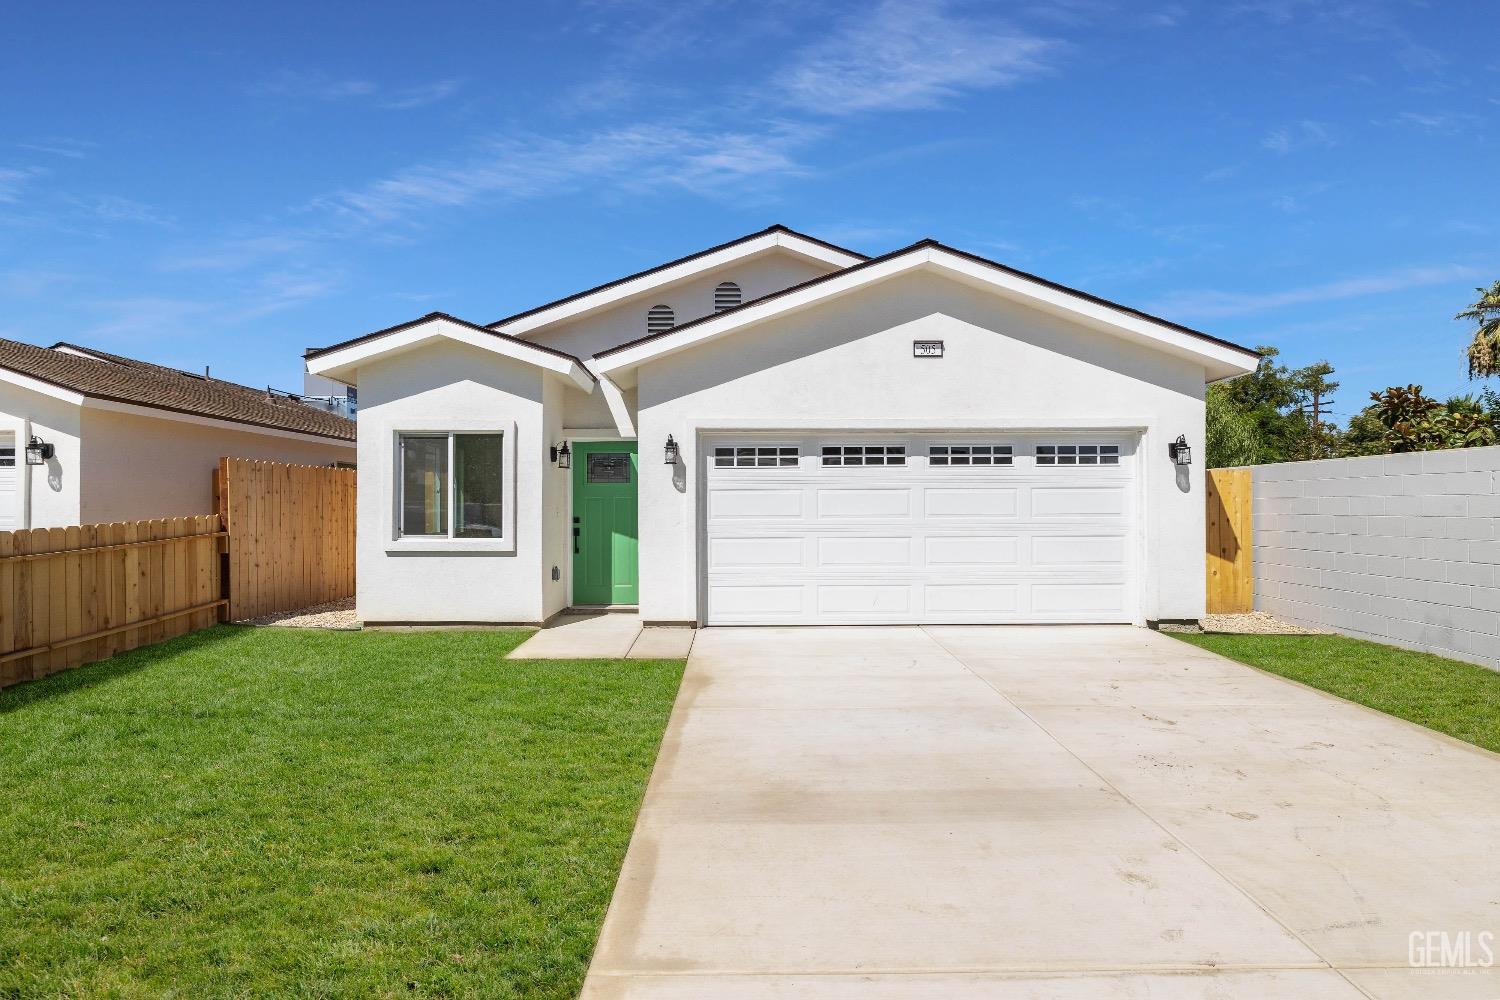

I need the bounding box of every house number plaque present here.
[913,340,944,358]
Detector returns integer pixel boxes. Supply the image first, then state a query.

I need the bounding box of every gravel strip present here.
[1160,611,1329,635]
[242,597,360,629]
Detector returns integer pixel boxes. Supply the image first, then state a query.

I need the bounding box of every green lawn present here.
[0,626,684,999]
[1172,631,1500,754]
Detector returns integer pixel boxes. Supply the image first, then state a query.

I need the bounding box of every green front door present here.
[572,442,639,606]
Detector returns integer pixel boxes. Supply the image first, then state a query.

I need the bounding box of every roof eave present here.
[590,245,1260,384]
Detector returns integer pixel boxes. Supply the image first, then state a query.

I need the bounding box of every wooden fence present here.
[1205,467,1253,614]
[217,457,356,621]
[0,516,225,688]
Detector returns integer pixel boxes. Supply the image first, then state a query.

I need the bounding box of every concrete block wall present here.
[1251,446,1500,671]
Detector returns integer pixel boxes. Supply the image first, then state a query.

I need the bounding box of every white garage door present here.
[703,433,1138,625]
[0,431,17,531]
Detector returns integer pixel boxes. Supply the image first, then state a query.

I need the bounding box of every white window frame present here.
[387,421,516,553]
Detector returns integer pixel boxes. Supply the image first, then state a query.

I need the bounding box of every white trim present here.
[0,367,86,405]
[562,426,632,440]
[497,232,863,338]
[307,316,595,391]
[593,248,1259,384]
[387,419,517,554]
[594,373,637,438]
[82,397,356,447]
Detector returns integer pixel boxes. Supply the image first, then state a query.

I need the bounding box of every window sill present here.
[385,537,515,554]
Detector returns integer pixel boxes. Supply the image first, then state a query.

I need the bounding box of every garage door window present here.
[0,445,13,468]
[714,446,798,468]
[930,445,1012,467]
[822,445,905,467]
[1036,444,1120,466]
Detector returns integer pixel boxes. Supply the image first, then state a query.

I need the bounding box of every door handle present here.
[573,525,580,554]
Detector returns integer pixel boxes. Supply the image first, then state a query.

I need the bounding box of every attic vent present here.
[646,304,675,334]
[714,281,742,312]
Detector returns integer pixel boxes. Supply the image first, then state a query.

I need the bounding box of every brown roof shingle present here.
[0,339,355,441]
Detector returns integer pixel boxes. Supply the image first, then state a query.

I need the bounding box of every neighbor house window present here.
[714,446,798,468]
[1036,444,1120,466]
[822,445,905,467]
[930,445,1013,467]
[646,304,675,334]
[714,281,742,312]
[399,432,505,538]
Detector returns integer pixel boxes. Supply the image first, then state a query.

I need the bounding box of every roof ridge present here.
[483,225,868,330]
[591,239,1259,361]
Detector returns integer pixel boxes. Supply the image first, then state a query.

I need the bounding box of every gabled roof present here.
[304,312,595,391]
[590,239,1261,384]
[0,339,356,441]
[486,224,867,337]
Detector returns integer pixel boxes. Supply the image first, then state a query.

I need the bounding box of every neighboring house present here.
[0,340,355,529]
[306,225,1260,627]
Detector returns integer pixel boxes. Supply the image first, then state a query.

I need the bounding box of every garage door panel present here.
[1031,487,1127,517]
[704,433,1136,624]
[924,488,1018,518]
[708,537,804,568]
[816,488,910,518]
[817,536,912,566]
[925,535,1020,565]
[710,489,803,519]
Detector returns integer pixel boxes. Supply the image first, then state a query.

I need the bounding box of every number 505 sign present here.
[913,340,944,358]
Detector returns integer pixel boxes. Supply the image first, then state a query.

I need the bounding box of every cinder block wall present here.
[1252,446,1500,671]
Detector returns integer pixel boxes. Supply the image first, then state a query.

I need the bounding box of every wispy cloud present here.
[248,71,460,110]
[313,121,816,227]
[380,80,462,110]
[1381,110,1481,134]
[1151,263,1485,319]
[0,167,43,203]
[779,0,1059,114]
[1262,119,1334,154]
[18,137,94,159]
[69,194,174,226]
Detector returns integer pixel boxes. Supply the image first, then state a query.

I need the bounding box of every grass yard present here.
[0,626,684,999]
[1172,631,1500,754]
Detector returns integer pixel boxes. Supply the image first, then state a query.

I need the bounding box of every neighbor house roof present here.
[590,239,1262,384]
[0,338,356,441]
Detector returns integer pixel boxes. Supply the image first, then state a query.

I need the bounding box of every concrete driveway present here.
[581,626,1500,999]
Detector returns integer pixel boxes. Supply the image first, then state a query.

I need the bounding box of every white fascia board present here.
[82,397,357,447]
[593,248,1260,383]
[307,316,594,392]
[498,233,862,338]
[0,367,87,405]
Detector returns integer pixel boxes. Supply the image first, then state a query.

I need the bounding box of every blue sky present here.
[3,0,1496,419]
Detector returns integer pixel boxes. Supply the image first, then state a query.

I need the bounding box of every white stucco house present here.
[305,225,1259,627]
[0,340,355,529]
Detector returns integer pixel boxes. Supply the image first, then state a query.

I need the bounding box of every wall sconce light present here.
[551,442,571,469]
[663,434,679,466]
[25,435,54,466]
[1168,434,1192,466]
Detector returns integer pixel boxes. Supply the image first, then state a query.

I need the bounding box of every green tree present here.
[1205,383,1260,467]
[1458,281,1500,379]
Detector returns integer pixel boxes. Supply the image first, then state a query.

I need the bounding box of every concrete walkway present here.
[506,612,695,660]
[582,626,1500,999]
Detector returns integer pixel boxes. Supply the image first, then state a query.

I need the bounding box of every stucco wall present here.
[635,269,1208,624]
[1252,448,1500,671]
[79,408,351,524]
[0,382,83,528]
[354,339,554,623]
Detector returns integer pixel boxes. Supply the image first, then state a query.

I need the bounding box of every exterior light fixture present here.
[664,434,679,466]
[1168,434,1192,467]
[551,442,571,469]
[25,435,53,466]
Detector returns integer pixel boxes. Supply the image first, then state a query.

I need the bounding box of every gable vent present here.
[714,281,742,312]
[646,304,675,334]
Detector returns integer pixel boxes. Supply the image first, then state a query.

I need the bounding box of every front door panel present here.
[572,442,639,606]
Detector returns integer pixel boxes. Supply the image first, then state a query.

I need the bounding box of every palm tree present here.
[1458,281,1500,378]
